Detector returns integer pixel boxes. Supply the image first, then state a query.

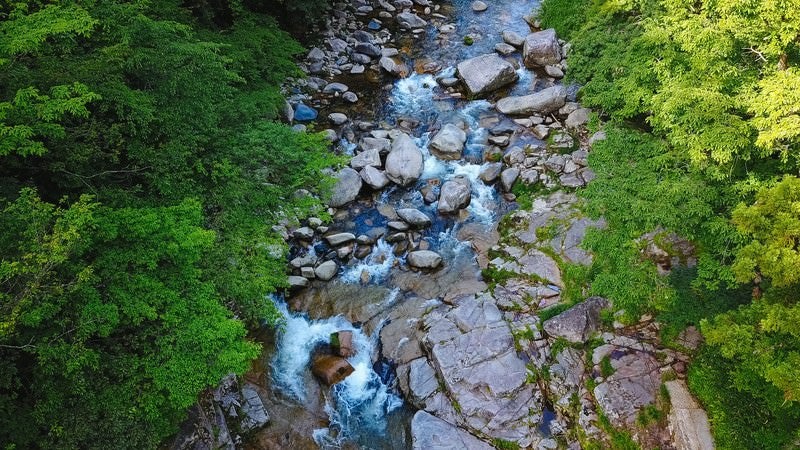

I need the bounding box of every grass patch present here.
[599,355,615,378]
[491,438,520,450]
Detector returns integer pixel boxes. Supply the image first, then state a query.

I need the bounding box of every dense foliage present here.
[0,0,337,448]
[539,0,800,447]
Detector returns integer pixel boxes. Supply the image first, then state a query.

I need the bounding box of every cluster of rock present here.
[170,376,270,450]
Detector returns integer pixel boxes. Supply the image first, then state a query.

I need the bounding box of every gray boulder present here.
[325,232,356,246]
[397,12,427,29]
[288,276,309,288]
[328,167,362,207]
[523,29,562,68]
[500,168,520,191]
[408,358,439,405]
[456,54,518,97]
[496,86,566,115]
[386,133,424,186]
[429,124,467,160]
[314,260,339,281]
[542,296,609,343]
[437,176,471,214]
[360,166,390,189]
[397,208,432,227]
[362,136,392,154]
[407,250,443,269]
[594,350,661,427]
[240,384,270,432]
[502,30,525,47]
[479,162,503,183]
[565,108,591,129]
[350,148,382,169]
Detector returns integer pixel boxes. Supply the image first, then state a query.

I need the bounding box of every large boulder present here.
[456,54,518,97]
[422,295,541,446]
[542,296,609,343]
[438,176,471,214]
[240,384,270,432]
[496,86,566,115]
[429,124,467,160]
[411,411,493,450]
[500,168,519,191]
[325,232,356,246]
[397,208,432,228]
[397,12,427,29]
[386,133,424,186]
[328,167,362,207]
[311,354,355,385]
[407,250,443,269]
[523,29,562,68]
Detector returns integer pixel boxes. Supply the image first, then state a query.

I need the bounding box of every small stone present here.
[471,0,488,11]
[328,112,348,125]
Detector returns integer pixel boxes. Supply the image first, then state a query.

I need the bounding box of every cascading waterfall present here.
[339,238,400,284]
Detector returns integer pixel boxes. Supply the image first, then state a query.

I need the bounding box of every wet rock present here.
[311,354,355,385]
[342,91,359,103]
[397,208,433,228]
[378,56,409,78]
[665,380,715,450]
[408,250,443,269]
[240,384,270,432]
[288,276,309,289]
[360,166,390,189]
[354,42,382,58]
[397,11,427,29]
[325,232,356,246]
[386,133,424,186]
[565,108,591,129]
[542,296,609,343]
[294,104,318,121]
[479,162,503,183]
[438,176,471,214]
[411,411,493,450]
[314,260,339,281]
[523,29,562,68]
[351,148,382,169]
[429,124,467,160]
[500,168,520,191]
[496,85,567,115]
[471,0,487,11]
[328,167,363,207]
[328,112,348,125]
[331,330,355,358]
[593,350,661,427]
[502,30,525,47]
[323,82,349,94]
[456,53,518,97]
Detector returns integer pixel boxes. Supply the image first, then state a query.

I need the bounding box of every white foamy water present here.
[339,239,400,284]
[390,73,438,118]
[451,163,497,223]
[270,300,402,448]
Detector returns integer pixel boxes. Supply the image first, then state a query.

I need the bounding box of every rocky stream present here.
[171,0,716,449]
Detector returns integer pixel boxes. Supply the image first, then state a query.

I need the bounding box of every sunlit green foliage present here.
[540,0,800,445]
[0,0,335,447]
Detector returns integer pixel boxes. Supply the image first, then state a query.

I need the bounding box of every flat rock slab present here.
[496,85,566,116]
[594,350,661,427]
[411,411,493,450]
[665,380,715,450]
[422,294,542,447]
[457,53,518,97]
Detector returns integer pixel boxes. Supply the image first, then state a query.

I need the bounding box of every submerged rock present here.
[496,86,567,115]
[523,29,562,68]
[456,53,518,97]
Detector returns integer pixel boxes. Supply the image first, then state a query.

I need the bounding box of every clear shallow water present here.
[271,0,542,447]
